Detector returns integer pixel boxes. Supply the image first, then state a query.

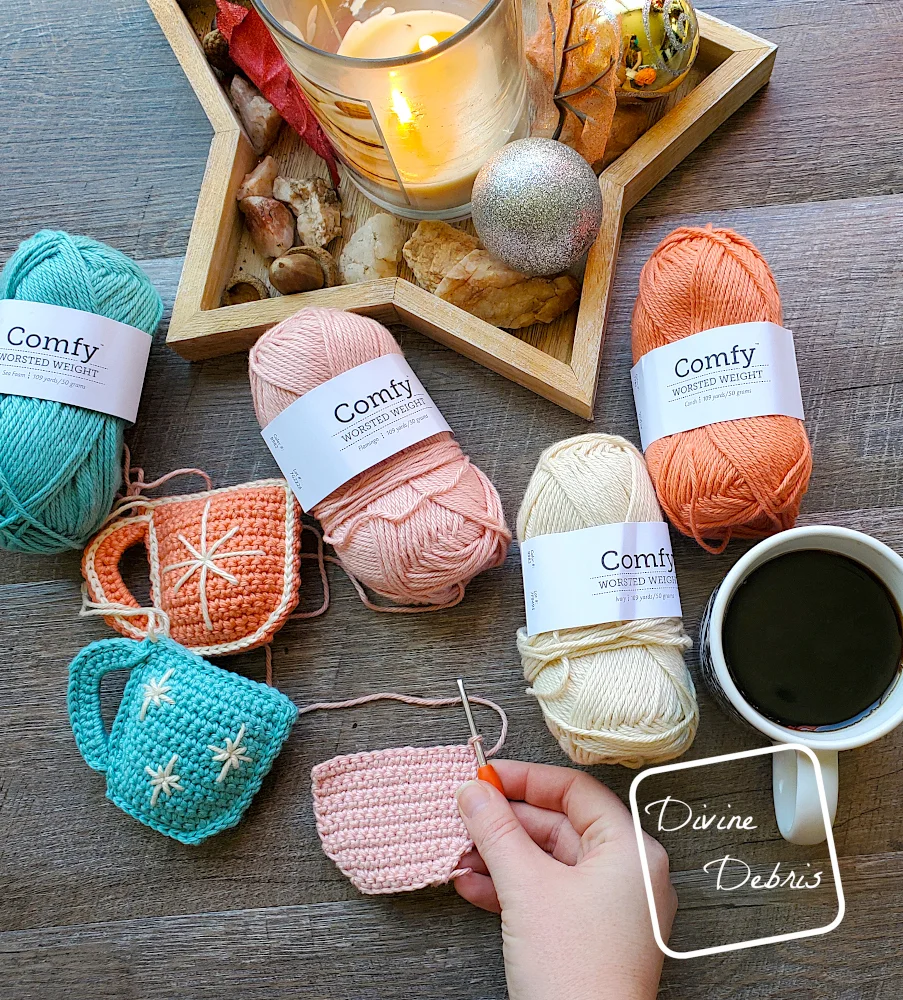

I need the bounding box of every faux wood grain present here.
[0,0,212,260]
[3,0,903,995]
[0,848,901,1000]
[633,0,903,220]
[3,0,898,263]
[2,187,903,995]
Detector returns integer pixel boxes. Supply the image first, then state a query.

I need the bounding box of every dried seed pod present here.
[269,251,326,295]
[239,196,295,258]
[203,29,238,76]
[288,246,341,288]
[222,275,269,306]
[270,246,340,292]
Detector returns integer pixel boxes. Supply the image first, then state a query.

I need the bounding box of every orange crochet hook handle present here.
[457,678,507,797]
[478,762,505,794]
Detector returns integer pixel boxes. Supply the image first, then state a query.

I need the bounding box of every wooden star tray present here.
[149,0,776,417]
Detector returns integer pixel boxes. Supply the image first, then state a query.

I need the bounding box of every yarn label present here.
[520,521,682,636]
[0,300,151,422]
[260,353,451,511]
[631,322,805,451]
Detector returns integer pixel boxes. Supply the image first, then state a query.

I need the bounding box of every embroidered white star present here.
[145,755,184,806]
[208,724,253,783]
[161,499,265,631]
[139,667,175,721]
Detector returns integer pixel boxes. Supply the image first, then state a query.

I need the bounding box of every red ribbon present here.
[216,0,339,185]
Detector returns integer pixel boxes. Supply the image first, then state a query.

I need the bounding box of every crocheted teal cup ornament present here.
[68,636,297,844]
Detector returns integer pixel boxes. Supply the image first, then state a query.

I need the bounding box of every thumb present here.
[456,779,547,895]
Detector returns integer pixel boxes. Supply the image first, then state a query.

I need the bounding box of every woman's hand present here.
[455,759,676,1000]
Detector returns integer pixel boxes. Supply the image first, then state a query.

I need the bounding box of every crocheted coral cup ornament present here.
[299,693,507,895]
[68,634,297,844]
[82,479,301,657]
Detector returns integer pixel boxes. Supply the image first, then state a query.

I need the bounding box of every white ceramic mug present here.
[699,526,903,846]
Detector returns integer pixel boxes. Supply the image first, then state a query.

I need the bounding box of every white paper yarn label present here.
[0,300,151,422]
[631,322,805,451]
[520,521,681,636]
[261,353,451,511]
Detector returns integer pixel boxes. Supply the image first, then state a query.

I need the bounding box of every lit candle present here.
[263,0,527,218]
[332,7,496,214]
[338,8,468,57]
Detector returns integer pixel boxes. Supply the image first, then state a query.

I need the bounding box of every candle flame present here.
[391,88,413,125]
[418,34,439,51]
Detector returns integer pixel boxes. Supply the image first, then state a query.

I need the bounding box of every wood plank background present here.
[1,0,902,996]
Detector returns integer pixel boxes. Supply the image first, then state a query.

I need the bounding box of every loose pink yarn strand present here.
[294,523,331,619]
[120,445,213,498]
[297,691,508,757]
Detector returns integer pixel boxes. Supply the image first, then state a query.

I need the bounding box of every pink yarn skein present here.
[249,308,510,607]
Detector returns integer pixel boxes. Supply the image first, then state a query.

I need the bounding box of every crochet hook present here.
[456,678,505,794]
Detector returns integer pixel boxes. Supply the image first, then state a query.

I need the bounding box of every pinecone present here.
[203,29,238,76]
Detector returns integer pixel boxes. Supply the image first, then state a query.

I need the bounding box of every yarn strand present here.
[298,692,508,757]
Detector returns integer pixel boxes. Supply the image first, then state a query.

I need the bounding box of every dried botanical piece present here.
[203,28,238,76]
[273,176,342,247]
[526,0,620,167]
[236,156,280,200]
[238,196,295,258]
[269,252,325,294]
[230,76,284,155]
[600,102,652,167]
[222,275,269,305]
[293,246,340,288]
[436,250,580,328]
[215,1,338,183]
[402,221,481,293]
[339,214,406,284]
[269,246,339,293]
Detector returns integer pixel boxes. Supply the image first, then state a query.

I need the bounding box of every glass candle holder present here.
[251,0,529,219]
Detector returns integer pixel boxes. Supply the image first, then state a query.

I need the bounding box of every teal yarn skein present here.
[0,231,163,553]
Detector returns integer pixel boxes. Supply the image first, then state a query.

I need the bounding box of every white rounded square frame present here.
[629,744,845,960]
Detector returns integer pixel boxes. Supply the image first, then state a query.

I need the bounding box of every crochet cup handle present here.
[67,639,151,773]
[82,512,154,631]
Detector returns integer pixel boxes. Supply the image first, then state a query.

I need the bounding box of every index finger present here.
[491,758,634,841]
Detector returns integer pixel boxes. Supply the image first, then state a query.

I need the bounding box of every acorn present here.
[269,247,340,294]
[203,29,238,76]
[222,275,269,306]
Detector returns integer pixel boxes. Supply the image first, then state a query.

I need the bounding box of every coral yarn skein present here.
[632,226,812,553]
[248,308,510,607]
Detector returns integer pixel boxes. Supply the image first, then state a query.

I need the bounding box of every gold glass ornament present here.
[602,0,699,98]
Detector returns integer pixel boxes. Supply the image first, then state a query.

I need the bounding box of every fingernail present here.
[456,780,491,818]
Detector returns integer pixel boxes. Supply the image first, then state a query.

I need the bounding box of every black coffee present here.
[723,549,903,729]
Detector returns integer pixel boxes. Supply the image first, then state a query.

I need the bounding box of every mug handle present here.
[67,638,153,773]
[81,515,153,638]
[772,746,838,845]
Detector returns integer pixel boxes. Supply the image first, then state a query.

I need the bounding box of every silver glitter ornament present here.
[471,138,603,276]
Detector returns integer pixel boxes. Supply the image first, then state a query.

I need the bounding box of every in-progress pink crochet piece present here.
[301,693,507,895]
[312,744,478,894]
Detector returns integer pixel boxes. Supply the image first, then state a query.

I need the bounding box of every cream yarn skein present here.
[516,434,698,767]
